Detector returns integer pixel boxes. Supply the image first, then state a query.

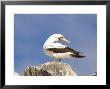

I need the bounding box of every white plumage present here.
[43,34,85,62]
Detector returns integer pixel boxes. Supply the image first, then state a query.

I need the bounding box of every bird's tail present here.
[70,54,85,58]
[75,55,85,58]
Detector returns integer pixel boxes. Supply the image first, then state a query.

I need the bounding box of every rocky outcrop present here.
[24,62,77,76]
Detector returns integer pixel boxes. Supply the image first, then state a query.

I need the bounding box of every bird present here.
[43,34,85,62]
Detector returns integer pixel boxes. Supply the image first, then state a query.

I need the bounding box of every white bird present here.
[43,34,85,62]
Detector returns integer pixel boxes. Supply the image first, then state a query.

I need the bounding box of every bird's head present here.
[51,34,70,43]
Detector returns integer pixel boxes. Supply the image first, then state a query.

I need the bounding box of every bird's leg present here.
[58,59,61,62]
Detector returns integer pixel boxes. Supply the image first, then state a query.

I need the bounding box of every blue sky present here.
[14,14,97,76]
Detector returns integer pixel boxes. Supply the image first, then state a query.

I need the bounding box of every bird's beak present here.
[62,37,70,43]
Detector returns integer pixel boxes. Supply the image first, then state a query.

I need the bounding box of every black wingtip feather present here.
[70,54,85,58]
[76,55,85,58]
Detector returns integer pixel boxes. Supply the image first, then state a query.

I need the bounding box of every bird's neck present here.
[44,38,58,46]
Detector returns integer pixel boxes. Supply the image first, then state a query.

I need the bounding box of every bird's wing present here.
[46,46,80,54]
[45,43,79,53]
[45,42,80,54]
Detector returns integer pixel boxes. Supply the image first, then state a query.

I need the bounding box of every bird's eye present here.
[58,37,63,40]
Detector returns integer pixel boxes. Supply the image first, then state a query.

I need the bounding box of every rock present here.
[24,62,77,76]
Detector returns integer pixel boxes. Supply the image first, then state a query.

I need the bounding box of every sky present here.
[14,14,97,76]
